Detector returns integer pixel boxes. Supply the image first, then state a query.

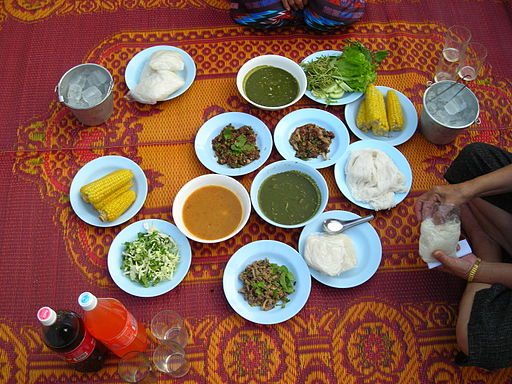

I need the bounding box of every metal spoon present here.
[322,215,374,235]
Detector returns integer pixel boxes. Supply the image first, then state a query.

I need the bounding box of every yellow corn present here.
[98,190,136,222]
[386,90,404,131]
[356,97,370,132]
[92,180,134,211]
[80,169,133,205]
[365,84,389,136]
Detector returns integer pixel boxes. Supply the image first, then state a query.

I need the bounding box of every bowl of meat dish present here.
[236,55,307,111]
[250,160,329,229]
[172,174,251,243]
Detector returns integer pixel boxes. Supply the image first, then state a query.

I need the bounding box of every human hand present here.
[432,250,478,280]
[281,0,308,11]
[415,184,468,221]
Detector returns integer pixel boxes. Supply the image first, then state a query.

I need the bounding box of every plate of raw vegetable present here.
[223,240,311,325]
[300,41,388,106]
[69,156,148,227]
[108,219,192,297]
[344,85,418,146]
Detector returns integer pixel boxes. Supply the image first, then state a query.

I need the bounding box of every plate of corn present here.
[69,156,148,227]
[344,85,418,146]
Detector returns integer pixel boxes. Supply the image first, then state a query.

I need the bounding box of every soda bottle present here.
[36,306,108,372]
[78,292,148,358]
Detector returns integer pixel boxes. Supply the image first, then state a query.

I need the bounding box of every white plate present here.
[344,86,418,146]
[108,219,191,297]
[69,156,148,227]
[298,210,382,288]
[274,108,349,169]
[223,240,311,325]
[301,50,363,105]
[125,45,196,101]
[194,112,273,176]
[333,140,412,210]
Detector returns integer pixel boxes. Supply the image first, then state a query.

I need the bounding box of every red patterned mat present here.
[1,1,512,383]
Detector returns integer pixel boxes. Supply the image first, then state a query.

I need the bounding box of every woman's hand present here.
[281,0,307,11]
[432,251,478,280]
[415,184,471,221]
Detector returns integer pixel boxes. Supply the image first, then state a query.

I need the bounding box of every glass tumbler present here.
[153,342,191,378]
[151,310,189,347]
[434,25,471,82]
[118,351,157,383]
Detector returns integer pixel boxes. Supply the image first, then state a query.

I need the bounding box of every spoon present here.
[322,215,374,235]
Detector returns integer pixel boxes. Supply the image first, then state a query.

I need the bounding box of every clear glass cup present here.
[153,342,191,378]
[118,351,157,383]
[150,310,189,347]
[457,41,487,81]
[434,25,471,82]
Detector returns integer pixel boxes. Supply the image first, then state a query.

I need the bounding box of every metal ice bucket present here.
[56,63,114,126]
[420,80,479,145]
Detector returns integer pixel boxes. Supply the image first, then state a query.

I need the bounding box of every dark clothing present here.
[445,142,512,370]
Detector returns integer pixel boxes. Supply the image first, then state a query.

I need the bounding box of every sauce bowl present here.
[172,174,251,243]
[236,55,307,111]
[250,160,329,228]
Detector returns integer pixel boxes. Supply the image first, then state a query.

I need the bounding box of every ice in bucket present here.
[57,63,114,126]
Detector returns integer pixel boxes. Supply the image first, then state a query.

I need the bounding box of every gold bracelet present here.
[467,257,482,282]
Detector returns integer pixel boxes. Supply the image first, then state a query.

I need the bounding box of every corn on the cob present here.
[356,98,370,132]
[80,169,133,205]
[98,189,136,222]
[365,84,389,136]
[92,180,134,210]
[386,90,404,131]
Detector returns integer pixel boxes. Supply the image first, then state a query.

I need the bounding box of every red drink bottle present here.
[37,306,108,372]
[78,292,148,358]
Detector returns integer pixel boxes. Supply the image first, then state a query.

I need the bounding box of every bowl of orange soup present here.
[172,174,251,243]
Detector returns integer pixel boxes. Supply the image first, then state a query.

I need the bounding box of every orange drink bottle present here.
[78,292,148,358]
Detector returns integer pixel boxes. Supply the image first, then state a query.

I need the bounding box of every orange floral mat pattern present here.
[1,2,512,383]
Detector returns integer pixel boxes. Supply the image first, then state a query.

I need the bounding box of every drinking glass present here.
[118,351,157,383]
[457,42,487,81]
[153,342,191,378]
[150,310,189,347]
[434,25,471,82]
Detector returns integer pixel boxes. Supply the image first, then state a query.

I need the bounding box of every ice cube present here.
[68,73,86,88]
[82,86,103,106]
[87,69,109,87]
[444,98,467,115]
[67,83,82,104]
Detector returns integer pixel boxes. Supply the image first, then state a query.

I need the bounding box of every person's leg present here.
[456,282,492,355]
[230,0,297,28]
[467,198,512,258]
[303,0,366,30]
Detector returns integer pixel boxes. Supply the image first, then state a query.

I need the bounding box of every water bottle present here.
[37,306,108,372]
[78,292,148,358]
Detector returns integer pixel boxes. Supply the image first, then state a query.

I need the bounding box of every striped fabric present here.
[230,0,366,30]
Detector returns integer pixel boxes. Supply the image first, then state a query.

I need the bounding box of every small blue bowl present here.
[250,160,329,229]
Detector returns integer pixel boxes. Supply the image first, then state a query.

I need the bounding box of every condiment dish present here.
[172,174,251,243]
[250,160,329,228]
[236,55,307,111]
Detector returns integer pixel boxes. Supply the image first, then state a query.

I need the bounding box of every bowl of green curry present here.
[250,160,329,228]
[237,55,307,111]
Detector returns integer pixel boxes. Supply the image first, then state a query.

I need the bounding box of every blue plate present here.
[69,156,148,227]
[298,211,382,288]
[333,140,413,210]
[274,108,349,169]
[301,50,363,105]
[194,112,273,176]
[223,240,311,325]
[125,45,196,100]
[250,160,329,229]
[108,219,192,297]
[344,86,418,146]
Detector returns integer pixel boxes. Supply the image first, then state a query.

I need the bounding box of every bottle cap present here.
[37,306,57,326]
[78,292,98,311]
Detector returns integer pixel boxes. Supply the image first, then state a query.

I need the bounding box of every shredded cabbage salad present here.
[121,226,180,287]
